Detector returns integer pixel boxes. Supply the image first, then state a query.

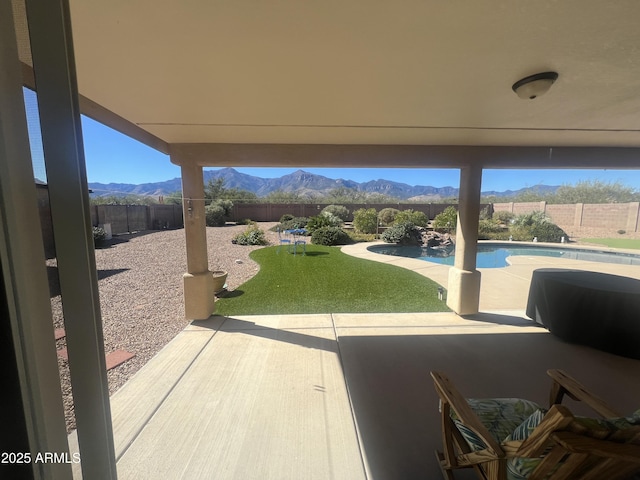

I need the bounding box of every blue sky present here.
[25,90,640,192]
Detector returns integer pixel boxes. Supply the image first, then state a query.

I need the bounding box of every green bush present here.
[307,213,341,233]
[395,209,428,227]
[346,231,378,243]
[279,216,309,230]
[321,205,349,221]
[512,211,552,227]
[493,211,515,224]
[479,206,492,220]
[432,206,458,232]
[279,213,295,223]
[529,222,567,243]
[478,219,510,240]
[353,208,378,234]
[92,226,107,247]
[381,222,422,245]
[311,226,351,246]
[378,208,400,226]
[232,224,268,245]
[205,204,226,226]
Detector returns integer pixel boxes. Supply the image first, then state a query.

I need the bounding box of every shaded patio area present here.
[69,311,640,479]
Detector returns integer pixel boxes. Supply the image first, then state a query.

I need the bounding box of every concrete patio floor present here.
[68,243,640,479]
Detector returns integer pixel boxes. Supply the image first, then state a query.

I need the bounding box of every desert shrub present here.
[205,199,233,227]
[92,226,107,247]
[232,224,268,245]
[235,218,253,225]
[509,222,567,243]
[352,208,378,234]
[493,211,516,224]
[395,209,428,227]
[479,206,492,220]
[307,213,341,233]
[346,231,378,243]
[512,211,552,227]
[381,222,422,245]
[311,226,351,246]
[432,206,458,232]
[508,211,566,242]
[205,204,226,227]
[279,213,295,223]
[478,219,510,240]
[321,205,349,221]
[322,212,343,226]
[528,222,567,243]
[378,208,400,226]
[618,229,626,235]
[279,216,309,230]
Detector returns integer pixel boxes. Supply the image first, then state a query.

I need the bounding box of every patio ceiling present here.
[60,1,640,149]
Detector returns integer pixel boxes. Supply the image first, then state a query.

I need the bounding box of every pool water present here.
[369,243,640,269]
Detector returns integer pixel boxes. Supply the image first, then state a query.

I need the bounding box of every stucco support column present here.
[179,162,215,319]
[447,165,483,315]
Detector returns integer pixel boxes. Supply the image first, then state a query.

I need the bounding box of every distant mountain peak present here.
[88,169,560,200]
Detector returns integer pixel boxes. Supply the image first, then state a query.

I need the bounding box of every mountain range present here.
[88,167,559,200]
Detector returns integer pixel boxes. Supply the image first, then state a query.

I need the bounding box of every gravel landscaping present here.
[49,222,279,432]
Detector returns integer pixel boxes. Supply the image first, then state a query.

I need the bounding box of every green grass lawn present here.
[215,244,450,316]
[581,238,640,250]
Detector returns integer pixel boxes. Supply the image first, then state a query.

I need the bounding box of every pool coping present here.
[341,241,640,311]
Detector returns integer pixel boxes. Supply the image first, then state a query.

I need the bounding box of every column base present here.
[446,267,481,315]
[183,271,215,320]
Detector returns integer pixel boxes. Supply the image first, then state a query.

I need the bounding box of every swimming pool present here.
[369,243,640,268]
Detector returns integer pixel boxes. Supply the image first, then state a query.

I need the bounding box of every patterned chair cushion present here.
[450,398,542,452]
[504,407,640,480]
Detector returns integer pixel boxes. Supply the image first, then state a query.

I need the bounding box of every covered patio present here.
[68,310,640,479]
[3,1,640,479]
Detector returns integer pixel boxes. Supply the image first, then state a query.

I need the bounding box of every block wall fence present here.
[493,201,640,233]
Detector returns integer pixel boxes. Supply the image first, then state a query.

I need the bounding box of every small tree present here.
[395,209,428,227]
[352,208,378,234]
[432,206,458,232]
[378,208,400,226]
[321,205,349,221]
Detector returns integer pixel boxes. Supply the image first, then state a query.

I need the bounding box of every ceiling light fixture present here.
[512,71,559,100]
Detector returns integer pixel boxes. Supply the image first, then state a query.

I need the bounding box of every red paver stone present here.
[54,328,66,340]
[105,350,135,370]
[56,347,134,371]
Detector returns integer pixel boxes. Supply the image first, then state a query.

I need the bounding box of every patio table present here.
[526,268,640,359]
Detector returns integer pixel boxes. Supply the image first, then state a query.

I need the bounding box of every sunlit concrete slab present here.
[109,315,365,480]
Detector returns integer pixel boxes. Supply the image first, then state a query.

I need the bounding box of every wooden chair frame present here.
[431,369,640,480]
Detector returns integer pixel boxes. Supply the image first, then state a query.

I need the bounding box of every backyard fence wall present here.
[37,185,184,258]
[493,201,640,233]
[89,204,183,233]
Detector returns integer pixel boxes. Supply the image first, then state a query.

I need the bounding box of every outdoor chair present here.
[276,227,292,254]
[291,228,307,256]
[430,369,640,480]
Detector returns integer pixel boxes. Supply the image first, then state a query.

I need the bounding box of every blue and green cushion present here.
[505,408,640,480]
[453,401,640,480]
[450,398,542,451]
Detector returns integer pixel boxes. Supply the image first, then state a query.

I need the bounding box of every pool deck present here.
[341,241,640,312]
